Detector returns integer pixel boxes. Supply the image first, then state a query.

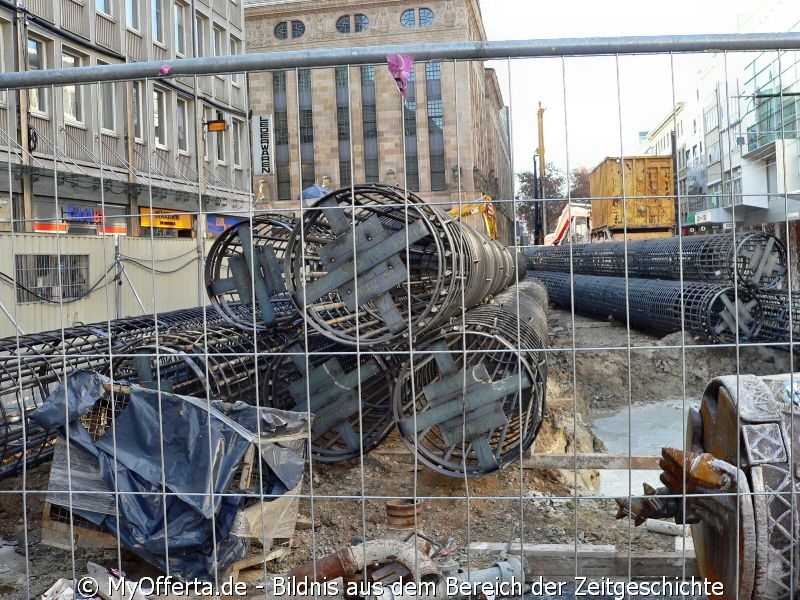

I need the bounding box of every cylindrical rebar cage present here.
[530,271,763,343]
[110,324,290,402]
[524,233,786,289]
[284,184,519,348]
[0,307,232,479]
[205,213,300,331]
[392,280,549,478]
[262,335,397,462]
[754,289,800,344]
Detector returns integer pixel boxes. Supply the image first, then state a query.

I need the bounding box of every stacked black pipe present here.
[526,233,788,344]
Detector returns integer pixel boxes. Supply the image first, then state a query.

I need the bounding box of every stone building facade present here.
[244,0,512,213]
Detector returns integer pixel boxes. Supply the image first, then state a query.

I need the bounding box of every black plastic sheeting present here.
[30,370,309,581]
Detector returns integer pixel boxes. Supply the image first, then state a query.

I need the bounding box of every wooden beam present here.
[468,542,698,579]
[524,452,661,470]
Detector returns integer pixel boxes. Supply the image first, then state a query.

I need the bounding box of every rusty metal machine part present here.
[392,280,548,478]
[0,306,232,479]
[531,271,763,343]
[262,334,396,462]
[525,232,787,289]
[617,374,800,600]
[204,213,301,331]
[283,184,522,348]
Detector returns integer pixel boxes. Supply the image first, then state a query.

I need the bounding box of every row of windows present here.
[123,0,242,67]
[273,8,434,40]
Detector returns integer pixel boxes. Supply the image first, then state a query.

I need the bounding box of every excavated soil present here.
[1,306,791,598]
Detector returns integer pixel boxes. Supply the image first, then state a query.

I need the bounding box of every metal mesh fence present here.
[0,28,800,600]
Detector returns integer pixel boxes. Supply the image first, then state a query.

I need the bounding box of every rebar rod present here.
[392,280,549,478]
[530,271,763,343]
[525,233,786,289]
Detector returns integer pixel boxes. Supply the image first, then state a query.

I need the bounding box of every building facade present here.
[243,0,513,217]
[0,0,250,238]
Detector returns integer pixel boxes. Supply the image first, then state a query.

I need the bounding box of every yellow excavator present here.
[448,195,498,240]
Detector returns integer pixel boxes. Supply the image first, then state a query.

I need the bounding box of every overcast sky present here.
[479,0,760,179]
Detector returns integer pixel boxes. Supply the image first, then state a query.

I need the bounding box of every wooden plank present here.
[41,501,118,551]
[524,452,661,470]
[468,542,698,579]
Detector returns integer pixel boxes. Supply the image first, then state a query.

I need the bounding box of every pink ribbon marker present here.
[387,54,414,99]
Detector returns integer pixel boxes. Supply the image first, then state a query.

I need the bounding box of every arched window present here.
[400,9,415,28]
[337,14,369,34]
[274,21,287,40]
[291,20,305,38]
[354,14,369,32]
[401,8,434,28]
[419,8,434,27]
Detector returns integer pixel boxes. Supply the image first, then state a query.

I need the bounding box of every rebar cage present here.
[2,25,800,600]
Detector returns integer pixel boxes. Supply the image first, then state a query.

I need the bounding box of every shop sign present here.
[207,214,244,235]
[139,207,194,229]
[252,115,274,175]
[65,205,104,223]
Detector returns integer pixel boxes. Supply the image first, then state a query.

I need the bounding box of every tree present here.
[569,166,591,201]
[515,163,566,236]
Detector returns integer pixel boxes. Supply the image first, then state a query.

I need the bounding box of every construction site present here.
[2,7,800,600]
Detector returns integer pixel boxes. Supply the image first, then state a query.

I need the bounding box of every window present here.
[361,65,375,85]
[96,0,112,15]
[132,81,143,140]
[176,97,188,152]
[62,50,83,124]
[401,8,434,28]
[175,2,186,55]
[362,105,377,138]
[291,20,305,38]
[419,8,434,26]
[274,22,287,40]
[365,158,379,183]
[98,63,115,131]
[298,69,312,91]
[336,15,350,34]
[425,61,441,80]
[152,0,164,43]
[274,112,288,145]
[215,111,226,164]
[27,38,47,114]
[153,87,167,147]
[335,66,348,89]
[126,0,139,30]
[213,26,223,57]
[355,14,369,32]
[337,14,369,33]
[427,99,443,134]
[232,119,241,167]
[273,70,286,93]
[230,36,241,85]
[337,106,350,141]
[195,15,206,57]
[300,109,313,143]
[339,159,351,188]
[277,164,290,200]
[15,254,89,303]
